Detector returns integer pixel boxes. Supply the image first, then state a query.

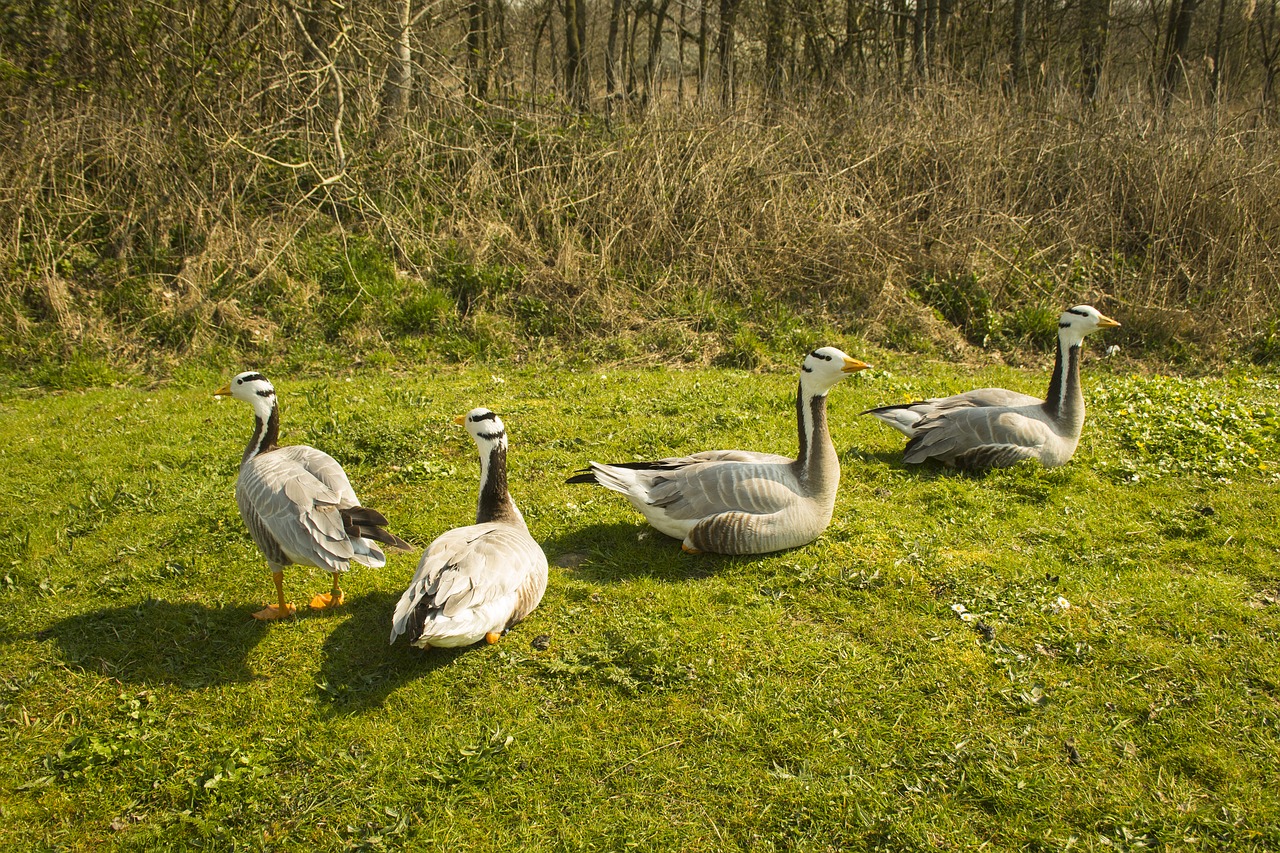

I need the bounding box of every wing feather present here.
[390,522,548,647]
[237,450,358,571]
[903,407,1056,471]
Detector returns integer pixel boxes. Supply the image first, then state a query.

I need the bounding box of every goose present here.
[216,372,410,620]
[862,304,1120,472]
[565,347,871,555]
[390,408,548,648]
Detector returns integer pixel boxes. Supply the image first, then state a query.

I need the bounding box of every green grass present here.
[1,353,1278,851]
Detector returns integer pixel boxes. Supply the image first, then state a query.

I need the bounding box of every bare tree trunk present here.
[1210,0,1228,99]
[937,0,954,70]
[894,0,910,81]
[1006,0,1027,94]
[563,0,590,108]
[1161,0,1200,108]
[913,0,928,80]
[379,0,414,132]
[698,0,709,101]
[842,0,861,78]
[718,0,740,105]
[765,0,787,103]
[677,0,687,104]
[644,0,674,103]
[1080,0,1110,105]
[627,5,641,95]
[1258,0,1280,113]
[532,0,555,93]
[798,0,828,85]
[606,0,626,101]
[287,1,348,172]
[492,0,511,95]
[466,0,490,100]
[925,0,938,70]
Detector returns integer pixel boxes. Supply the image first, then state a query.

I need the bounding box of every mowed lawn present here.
[1,352,1278,851]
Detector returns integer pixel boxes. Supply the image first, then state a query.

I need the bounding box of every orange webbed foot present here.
[253,603,298,620]
[681,543,702,555]
[485,631,502,644]
[309,591,345,610]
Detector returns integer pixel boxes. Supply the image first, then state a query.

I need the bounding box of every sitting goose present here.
[216,372,410,620]
[566,347,871,555]
[390,409,548,648]
[862,304,1120,472]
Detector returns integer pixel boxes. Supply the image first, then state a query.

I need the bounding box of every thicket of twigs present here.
[3,0,1280,374]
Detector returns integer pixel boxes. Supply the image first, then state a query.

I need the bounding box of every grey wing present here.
[952,443,1042,472]
[683,449,795,466]
[389,523,548,641]
[645,460,800,520]
[949,387,1044,409]
[904,408,1053,470]
[277,444,360,508]
[237,454,356,571]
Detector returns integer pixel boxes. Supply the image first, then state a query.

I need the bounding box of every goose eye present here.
[236,378,242,384]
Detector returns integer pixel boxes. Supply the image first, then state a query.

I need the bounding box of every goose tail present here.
[340,505,413,552]
[861,404,924,437]
[567,462,640,495]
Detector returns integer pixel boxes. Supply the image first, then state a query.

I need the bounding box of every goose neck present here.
[243,401,280,465]
[1042,330,1085,435]
[476,442,522,525]
[795,381,839,495]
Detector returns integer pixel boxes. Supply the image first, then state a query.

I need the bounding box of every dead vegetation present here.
[2,85,1279,377]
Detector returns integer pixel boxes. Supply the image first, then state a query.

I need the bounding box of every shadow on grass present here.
[842,445,970,478]
[316,590,469,714]
[36,599,269,687]
[539,522,751,584]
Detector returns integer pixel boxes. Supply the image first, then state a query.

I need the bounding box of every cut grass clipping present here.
[1,357,1278,850]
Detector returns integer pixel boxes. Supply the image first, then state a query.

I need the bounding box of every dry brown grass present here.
[2,85,1279,375]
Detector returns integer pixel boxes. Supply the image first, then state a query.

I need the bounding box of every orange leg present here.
[309,572,346,610]
[253,571,297,620]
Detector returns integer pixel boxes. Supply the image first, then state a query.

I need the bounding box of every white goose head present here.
[457,407,508,451]
[800,347,872,396]
[216,371,277,417]
[1059,305,1121,345]
[456,407,521,524]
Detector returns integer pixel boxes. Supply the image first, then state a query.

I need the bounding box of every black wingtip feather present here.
[340,506,412,550]
[862,401,927,416]
[566,459,682,484]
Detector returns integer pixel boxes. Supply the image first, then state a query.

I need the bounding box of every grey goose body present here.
[217,372,409,620]
[390,409,548,648]
[863,305,1120,472]
[566,347,871,555]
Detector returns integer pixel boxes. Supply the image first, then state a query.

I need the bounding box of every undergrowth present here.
[3,92,1279,384]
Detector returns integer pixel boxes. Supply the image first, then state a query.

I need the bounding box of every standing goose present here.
[566,347,871,555]
[216,372,410,620]
[862,304,1121,472]
[390,408,548,648]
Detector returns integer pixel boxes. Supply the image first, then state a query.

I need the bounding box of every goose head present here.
[456,407,508,451]
[1059,305,1121,345]
[215,371,277,418]
[801,347,872,396]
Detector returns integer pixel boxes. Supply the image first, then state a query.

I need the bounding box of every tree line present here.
[3,0,1280,126]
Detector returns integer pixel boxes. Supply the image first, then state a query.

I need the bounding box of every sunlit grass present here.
[1,354,1278,850]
